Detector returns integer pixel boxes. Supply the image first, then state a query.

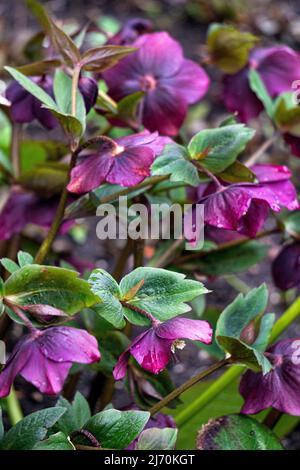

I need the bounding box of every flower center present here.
[140,74,157,91]
[171,339,186,354]
[111,144,125,157]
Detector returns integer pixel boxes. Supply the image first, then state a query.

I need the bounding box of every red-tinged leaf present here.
[81,45,136,72]
[26,0,81,66]
[22,304,68,324]
[17,59,62,76]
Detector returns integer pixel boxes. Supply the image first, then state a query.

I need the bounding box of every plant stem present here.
[4,387,23,425]
[10,123,21,178]
[263,408,282,429]
[149,358,230,416]
[120,301,157,324]
[173,227,279,265]
[175,294,300,428]
[194,162,223,189]
[245,134,278,167]
[4,300,36,333]
[71,65,81,118]
[34,150,77,264]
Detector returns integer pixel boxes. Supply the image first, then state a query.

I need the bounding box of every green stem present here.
[175,295,300,428]
[71,65,81,118]
[4,387,23,425]
[34,151,77,264]
[150,358,230,417]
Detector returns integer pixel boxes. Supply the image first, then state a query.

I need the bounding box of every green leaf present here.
[119,267,209,326]
[273,92,300,136]
[33,432,75,450]
[26,0,81,67]
[4,66,57,110]
[81,45,136,72]
[17,251,34,268]
[137,428,178,450]
[88,269,125,328]
[77,409,150,449]
[54,392,91,435]
[196,414,284,450]
[193,241,268,276]
[151,144,200,187]
[0,407,66,450]
[207,23,259,74]
[4,265,98,315]
[0,258,20,274]
[249,69,274,118]
[18,163,68,196]
[53,70,86,133]
[218,160,257,183]
[188,124,255,173]
[216,285,274,372]
[283,210,300,237]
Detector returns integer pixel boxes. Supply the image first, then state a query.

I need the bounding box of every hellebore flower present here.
[67,130,171,193]
[0,187,72,240]
[103,32,210,135]
[78,76,99,113]
[240,338,300,415]
[223,46,300,123]
[0,327,100,396]
[272,242,300,291]
[109,18,154,45]
[6,76,58,129]
[113,316,212,379]
[185,164,299,241]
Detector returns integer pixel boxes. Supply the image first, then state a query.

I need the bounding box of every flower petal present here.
[106,146,155,186]
[156,317,212,344]
[67,152,113,193]
[130,329,173,375]
[37,327,100,364]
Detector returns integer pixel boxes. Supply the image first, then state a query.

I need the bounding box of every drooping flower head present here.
[109,18,154,45]
[272,242,300,291]
[67,130,171,193]
[0,187,73,240]
[0,327,100,397]
[222,46,300,123]
[240,338,300,415]
[185,164,299,242]
[113,316,212,380]
[6,76,98,129]
[103,32,210,135]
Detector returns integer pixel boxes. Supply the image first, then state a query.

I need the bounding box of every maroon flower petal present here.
[251,164,292,182]
[10,94,35,123]
[37,327,100,364]
[142,86,187,135]
[106,146,155,186]
[253,46,300,97]
[130,329,173,375]
[237,199,269,238]
[113,330,149,380]
[284,133,300,157]
[0,337,32,398]
[160,58,210,104]
[156,317,213,344]
[222,68,263,123]
[67,152,113,193]
[272,242,300,291]
[240,338,300,415]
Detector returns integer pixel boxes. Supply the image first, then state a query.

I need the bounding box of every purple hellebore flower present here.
[113,316,212,380]
[240,338,300,415]
[67,130,171,193]
[272,242,300,291]
[0,187,72,240]
[6,76,58,130]
[0,327,100,397]
[108,18,154,45]
[78,76,99,113]
[185,164,299,242]
[222,46,300,123]
[103,32,210,136]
